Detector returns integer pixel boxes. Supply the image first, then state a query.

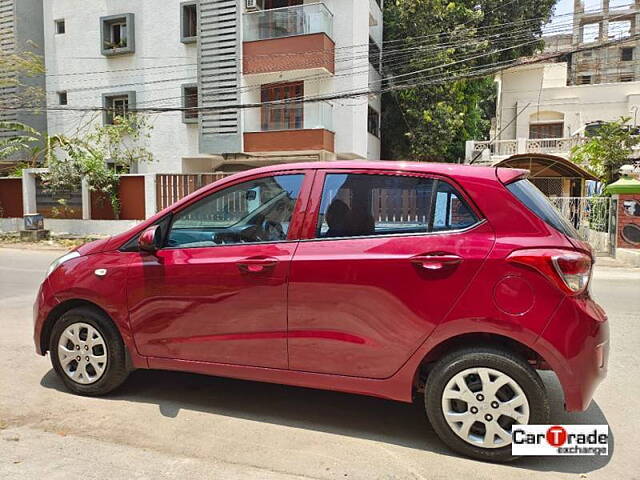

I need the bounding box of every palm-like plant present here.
[0,120,69,171]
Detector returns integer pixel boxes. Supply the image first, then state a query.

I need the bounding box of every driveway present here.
[1,248,638,479]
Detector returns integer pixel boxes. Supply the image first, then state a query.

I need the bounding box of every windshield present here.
[506,179,579,239]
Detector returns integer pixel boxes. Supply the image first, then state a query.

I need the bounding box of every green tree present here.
[0,37,45,111]
[0,121,69,170]
[42,115,154,218]
[571,117,640,185]
[0,115,154,218]
[381,0,556,161]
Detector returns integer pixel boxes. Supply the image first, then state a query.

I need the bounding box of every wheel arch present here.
[41,299,119,355]
[412,332,549,397]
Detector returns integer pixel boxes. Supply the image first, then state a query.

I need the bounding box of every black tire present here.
[424,347,549,462]
[49,307,130,396]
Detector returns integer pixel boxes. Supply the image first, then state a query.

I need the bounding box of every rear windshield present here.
[506,179,579,239]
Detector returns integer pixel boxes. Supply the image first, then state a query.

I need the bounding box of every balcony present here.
[465,137,590,163]
[466,136,640,164]
[243,3,335,75]
[244,101,334,153]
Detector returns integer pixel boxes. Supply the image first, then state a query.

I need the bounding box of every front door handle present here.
[410,254,463,271]
[237,257,279,273]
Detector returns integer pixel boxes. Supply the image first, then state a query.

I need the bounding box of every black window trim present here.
[306,171,484,243]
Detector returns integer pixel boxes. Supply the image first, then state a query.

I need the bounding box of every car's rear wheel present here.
[424,347,549,462]
[49,307,130,395]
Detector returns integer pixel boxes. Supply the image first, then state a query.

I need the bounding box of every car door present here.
[127,171,311,369]
[287,170,496,378]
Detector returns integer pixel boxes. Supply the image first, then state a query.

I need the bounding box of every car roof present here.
[236,161,525,184]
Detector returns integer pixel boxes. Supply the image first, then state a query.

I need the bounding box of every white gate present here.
[548,197,613,255]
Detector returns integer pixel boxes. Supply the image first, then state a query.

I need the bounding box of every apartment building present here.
[0,0,47,169]
[43,0,383,174]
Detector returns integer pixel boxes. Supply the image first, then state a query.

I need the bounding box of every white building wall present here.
[496,62,640,140]
[43,0,199,174]
[45,0,382,171]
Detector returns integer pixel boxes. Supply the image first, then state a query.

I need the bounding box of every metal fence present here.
[548,196,612,253]
[155,173,230,211]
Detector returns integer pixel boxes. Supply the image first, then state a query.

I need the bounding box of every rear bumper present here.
[535,296,609,412]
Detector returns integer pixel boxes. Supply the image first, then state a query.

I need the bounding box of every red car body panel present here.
[33,161,609,411]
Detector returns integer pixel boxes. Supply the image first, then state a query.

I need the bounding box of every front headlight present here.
[46,251,81,277]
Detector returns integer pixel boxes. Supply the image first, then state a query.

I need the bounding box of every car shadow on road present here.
[40,368,612,474]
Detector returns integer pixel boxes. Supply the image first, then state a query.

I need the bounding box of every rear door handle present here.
[237,257,279,273]
[410,254,463,271]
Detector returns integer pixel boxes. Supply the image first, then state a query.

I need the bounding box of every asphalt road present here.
[1,247,639,480]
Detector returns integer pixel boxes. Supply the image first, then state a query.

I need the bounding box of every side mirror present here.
[138,225,161,253]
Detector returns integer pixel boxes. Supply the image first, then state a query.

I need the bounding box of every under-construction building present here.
[570,0,640,85]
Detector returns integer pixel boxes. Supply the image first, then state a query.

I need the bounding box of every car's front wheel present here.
[425,347,549,462]
[49,307,130,395]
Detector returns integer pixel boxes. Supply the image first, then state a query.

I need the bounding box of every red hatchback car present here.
[34,162,608,461]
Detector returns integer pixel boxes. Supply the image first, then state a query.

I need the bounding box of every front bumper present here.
[535,296,609,412]
[33,278,58,355]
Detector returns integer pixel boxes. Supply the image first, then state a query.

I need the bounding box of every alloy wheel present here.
[57,322,108,385]
[441,367,530,448]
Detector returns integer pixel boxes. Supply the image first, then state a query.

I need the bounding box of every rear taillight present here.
[507,249,592,295]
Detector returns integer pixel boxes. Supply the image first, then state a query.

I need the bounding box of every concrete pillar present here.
[517,138,528,155]
[144,174,157,219]
[81,178,91,220]
[464,141,474,163]
[21,168,45,215]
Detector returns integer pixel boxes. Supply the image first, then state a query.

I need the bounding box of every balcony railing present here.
[243,3,333,42]
[526,137,587,154]
[245,101,333,132]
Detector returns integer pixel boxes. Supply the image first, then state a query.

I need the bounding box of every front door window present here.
[167,174,304,248]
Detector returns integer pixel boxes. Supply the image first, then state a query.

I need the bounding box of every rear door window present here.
[316,173,479,239]
[506,179,579,239]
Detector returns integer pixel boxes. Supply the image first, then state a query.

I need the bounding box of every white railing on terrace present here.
[526,137,587,154]
[466,136,640,162]
[471,140,518,157]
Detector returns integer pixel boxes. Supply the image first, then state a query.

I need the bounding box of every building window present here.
[367,106,380,138]
[261,82,304,131]
[182,84,198,123]
[55,19,65,34]
[582,23,599,43]
[529,122,564,139]
[620,74,634,82]
[578,74,592,85]
[102,92,136,125]
[101,14,135,56]
[58,91,68,106]
[621,47,634,61]
[369,37,381,73]
[181,2,198,43]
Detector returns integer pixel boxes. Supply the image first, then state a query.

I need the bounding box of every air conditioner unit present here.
[246,0,264,11]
